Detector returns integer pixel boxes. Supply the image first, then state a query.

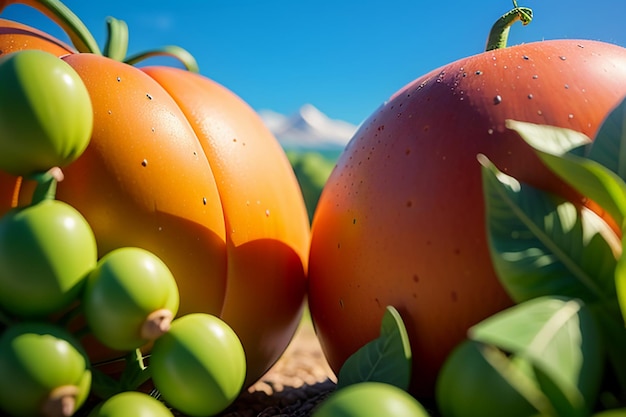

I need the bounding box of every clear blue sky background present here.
[2,1,625,126]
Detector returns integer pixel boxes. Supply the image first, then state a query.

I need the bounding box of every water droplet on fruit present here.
[493,95,502,105]
[532,74,539,79]
[564,84,569,89]
[146,93,153,100]
[116,76,121,82]
[527,94,533,99]
[475,70,483,75]
[578,44,585,48]
[560,56,567,60]
[141,159,148,167]
[202,197,207,205]
[537,110,543,115]
[265,209,271,217]
[488,128,494,135]
[568,114,574,119]
[339,299,344,309]
[522,55,529,60]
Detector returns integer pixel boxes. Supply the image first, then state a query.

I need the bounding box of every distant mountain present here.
[258,104,358,150]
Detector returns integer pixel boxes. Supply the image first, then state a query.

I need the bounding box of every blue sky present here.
[2,1,625,126]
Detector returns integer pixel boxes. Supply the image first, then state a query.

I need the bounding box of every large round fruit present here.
[308,39,626,397]
[0,7,309,386]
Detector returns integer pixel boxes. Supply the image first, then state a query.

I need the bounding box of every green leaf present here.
[480,155,621,314]
[586,97,626,179]
[336,306,412,390]
[90,367,122,399]
[470,296,604,417]
[506,119,626,227]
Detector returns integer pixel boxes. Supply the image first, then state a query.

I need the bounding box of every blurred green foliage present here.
[287,150,338,223]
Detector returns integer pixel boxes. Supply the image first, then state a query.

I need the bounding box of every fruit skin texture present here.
[308,39,626,397]
[312,382,430,417]
[83,247,180,352]
[87,391,174,417]
[0,322,92,417]
[0,49,93,176]
[0,21,310,386]
[0,198,97,318]
[150,313,246,417]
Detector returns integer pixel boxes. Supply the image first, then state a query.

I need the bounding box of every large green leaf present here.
[507,119,626,227]
[336,305,412,390]
[586,97,626,179]
[480,155,620,313]
[470,296,604,417]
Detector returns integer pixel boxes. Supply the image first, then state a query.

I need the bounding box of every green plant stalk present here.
[119,349,152,391]
[0,0,201,70]
[125,45,200,73]
[485,0,533,51]
[28,166,63,204]
[0,0,101,53]
[103,16,128,62]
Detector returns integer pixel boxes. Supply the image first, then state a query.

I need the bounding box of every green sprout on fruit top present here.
[485,0,533,51]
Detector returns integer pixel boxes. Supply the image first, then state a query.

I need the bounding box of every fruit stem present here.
[124,45,200,73]
[0,0,201,70]
[40,385,79,417]
[140,308,173,341]
[0,0,101,54]
[29,167,64,205]
[103,16,129,61]
[485,0,532,51]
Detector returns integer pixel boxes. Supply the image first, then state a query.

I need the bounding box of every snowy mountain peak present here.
[258,104,358,150]
[297,103,327,128]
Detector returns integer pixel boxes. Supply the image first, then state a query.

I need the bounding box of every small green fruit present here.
[83,247,180,351]
[88,391,174,417]
[0,199,97,318]
[0,49,93,176]
[312,382,430,417]
[0,322,91,417]
[150,313,246,417]
[436,340,538,417]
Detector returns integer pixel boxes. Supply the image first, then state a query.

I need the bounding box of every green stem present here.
[120,349,152,391]
[125,45,200,73]
[103,16,129,61]
[485,0,533,51]
[0,0,201,71]
[0,0,101,54]
[28,167,63,205]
